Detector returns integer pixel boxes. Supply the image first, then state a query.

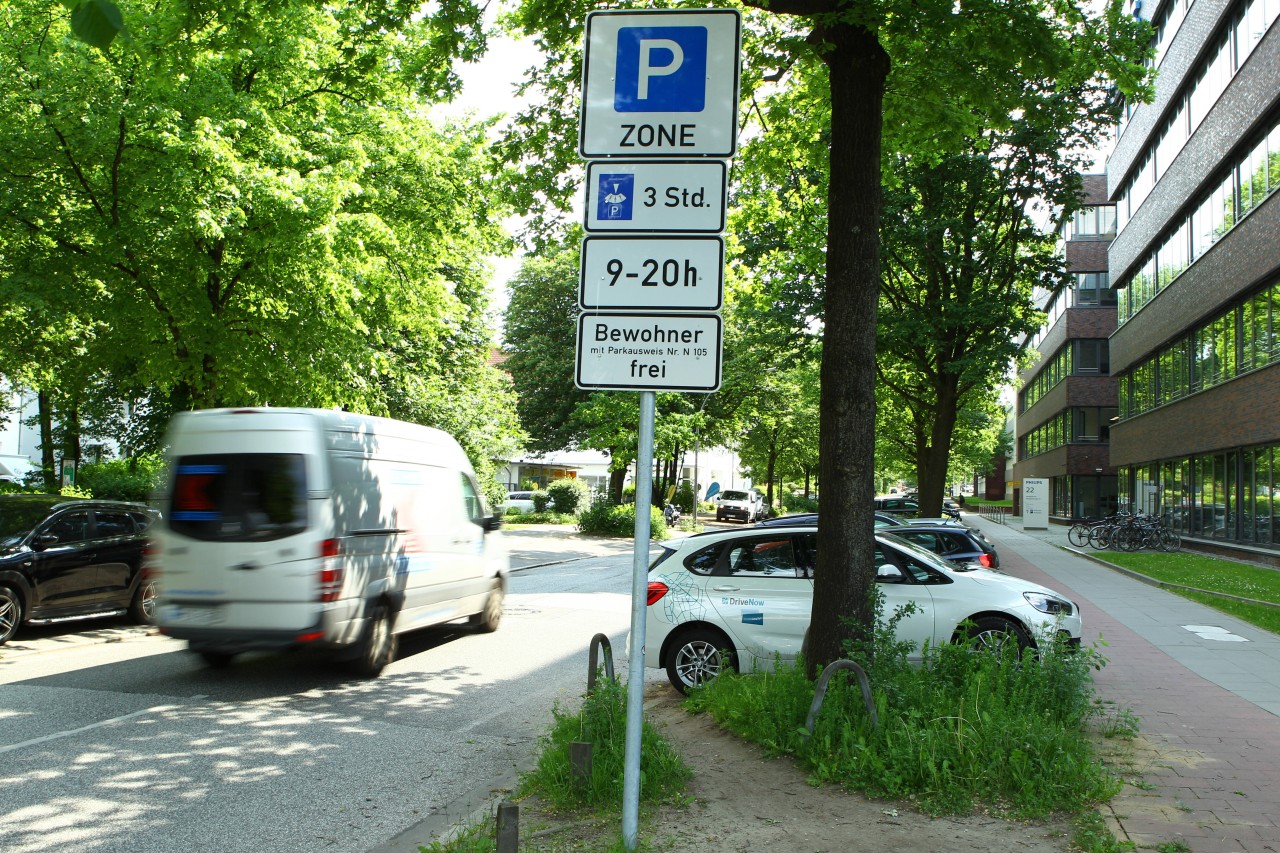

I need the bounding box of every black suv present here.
[0,495,160,644]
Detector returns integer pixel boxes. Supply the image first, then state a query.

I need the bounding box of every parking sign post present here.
[577,11,740,848]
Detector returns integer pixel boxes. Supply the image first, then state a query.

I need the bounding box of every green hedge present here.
[577,502,668,539]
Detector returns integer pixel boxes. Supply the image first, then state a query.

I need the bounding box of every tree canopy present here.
[1,0,522,480]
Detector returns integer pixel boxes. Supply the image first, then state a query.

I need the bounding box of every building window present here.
[1075,339,1110,374]
[1074,272,1116,305]
[1068,205,1117,239]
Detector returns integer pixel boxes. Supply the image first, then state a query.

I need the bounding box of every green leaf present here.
[69,0,125,50]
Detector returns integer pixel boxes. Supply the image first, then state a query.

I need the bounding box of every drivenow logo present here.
[613,27,708,113]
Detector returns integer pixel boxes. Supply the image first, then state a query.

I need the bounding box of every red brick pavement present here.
[993,536,1280,853]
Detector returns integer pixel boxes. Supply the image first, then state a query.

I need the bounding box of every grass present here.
[1086,550,1280,634]
[419,677,690,852]
[686,626,1121,819]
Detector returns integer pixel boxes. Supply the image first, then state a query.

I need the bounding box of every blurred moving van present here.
[151,408,507,677]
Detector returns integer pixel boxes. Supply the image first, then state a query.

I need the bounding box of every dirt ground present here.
[510,684,1080,852]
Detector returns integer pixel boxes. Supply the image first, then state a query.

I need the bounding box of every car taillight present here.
[647,581,669,606]
[141,542,158,574]
[978,554,992,568]
[318,538,344,602]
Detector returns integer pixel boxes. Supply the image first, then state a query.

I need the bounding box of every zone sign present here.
[579,9,741,159]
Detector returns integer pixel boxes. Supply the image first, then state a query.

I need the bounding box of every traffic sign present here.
[576,312,722,391]
[580,236,724,311]
[580,9,741,158]
[585,161,727,233]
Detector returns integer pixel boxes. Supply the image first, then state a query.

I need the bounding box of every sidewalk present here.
[966,513,1280,852]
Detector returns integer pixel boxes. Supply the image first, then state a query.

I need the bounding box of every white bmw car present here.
[644,526,1081,693]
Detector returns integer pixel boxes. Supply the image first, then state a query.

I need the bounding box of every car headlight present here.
[1023,592,1074,616]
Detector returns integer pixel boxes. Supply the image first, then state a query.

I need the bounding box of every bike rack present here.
[587,632,615,692]
[804,659,879,737]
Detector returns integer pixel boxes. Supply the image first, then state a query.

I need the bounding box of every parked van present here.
[151,408,507,677]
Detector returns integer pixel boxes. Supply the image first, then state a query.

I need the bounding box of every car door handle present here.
[711,585,740,592]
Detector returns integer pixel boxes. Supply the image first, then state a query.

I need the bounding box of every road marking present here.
[0,704,178,754]
[1182,625,1249,642]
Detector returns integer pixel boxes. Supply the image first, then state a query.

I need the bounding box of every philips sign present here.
[580,9,741,158]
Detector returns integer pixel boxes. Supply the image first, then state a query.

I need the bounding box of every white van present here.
[151,408,507,677]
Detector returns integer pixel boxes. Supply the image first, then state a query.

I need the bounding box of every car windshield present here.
[720,490,750,501]
[0,500,61,548]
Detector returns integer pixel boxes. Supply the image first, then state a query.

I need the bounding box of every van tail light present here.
[647,581,669,606]
[978,554,993,568]
[318,538,344,602]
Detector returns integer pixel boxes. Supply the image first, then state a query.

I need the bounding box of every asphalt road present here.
[0,529,643,853]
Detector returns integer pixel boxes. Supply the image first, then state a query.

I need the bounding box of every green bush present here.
[674,481,696,513]
[531,490,552,512]
[783,493,819,513]
[577,501,668,539]
[75,455,165,503]
[546,478,590,514]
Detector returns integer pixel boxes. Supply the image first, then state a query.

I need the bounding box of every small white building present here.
[0,387,41,482]
[498,444,751,501]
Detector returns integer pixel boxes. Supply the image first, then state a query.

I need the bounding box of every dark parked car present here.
[874,496,961,520]
[0,495,160,644]
[756,512,910,529]
[755,514,989,566]
[882,523,1000,570]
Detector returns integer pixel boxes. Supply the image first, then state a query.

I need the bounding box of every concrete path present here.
[967,513,1280,852]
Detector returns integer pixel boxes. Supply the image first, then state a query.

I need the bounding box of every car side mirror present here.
[876,564,904,581]
[32,533,59,551]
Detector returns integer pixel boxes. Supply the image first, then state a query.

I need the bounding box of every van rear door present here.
[160,429,325,631]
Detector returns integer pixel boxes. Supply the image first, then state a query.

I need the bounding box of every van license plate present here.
[162,604,223,626]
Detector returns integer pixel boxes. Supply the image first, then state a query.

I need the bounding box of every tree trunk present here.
[609,467,627,504]
[38,389,55,492]
[916,380,960,517]
[809,23,890,676]
[66,396,81,468]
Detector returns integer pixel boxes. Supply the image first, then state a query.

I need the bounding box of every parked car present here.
[882,523,1000,570]
[501,491,538,514]
[644,526,1079,692]
[755,512,962,529]
[872,496,919,516]
[0,494,160,645]
[715,489,764,523]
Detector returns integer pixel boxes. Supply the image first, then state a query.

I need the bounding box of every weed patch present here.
[688,632,1122,818]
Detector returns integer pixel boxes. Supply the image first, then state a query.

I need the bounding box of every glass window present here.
[686,543,725,575]
[43,511,91,545]
[169,454,308,542]
[93,511,135,539]
[724,537,801,578]
[461,474,485,523]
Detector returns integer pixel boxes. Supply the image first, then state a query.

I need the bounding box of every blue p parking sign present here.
[613,27,708,113]
[579,9,741,158]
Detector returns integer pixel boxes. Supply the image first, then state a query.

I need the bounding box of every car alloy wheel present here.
[0,586,22,645]
[667,628,735,693]
[965,616,1031,656]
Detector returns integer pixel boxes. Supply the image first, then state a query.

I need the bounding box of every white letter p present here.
[637,39,683,100]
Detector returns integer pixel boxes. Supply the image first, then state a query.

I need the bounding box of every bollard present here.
[495,800,518,852]
[804,659,878,738]
[569,740,593,790]
[587,633,614,692]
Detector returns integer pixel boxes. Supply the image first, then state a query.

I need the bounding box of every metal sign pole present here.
[622,389,656,849]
